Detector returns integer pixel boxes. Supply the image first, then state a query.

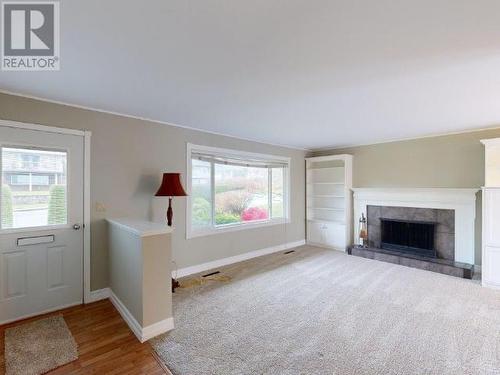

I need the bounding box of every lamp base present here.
[167,197,173,226]
[172,277,180,292]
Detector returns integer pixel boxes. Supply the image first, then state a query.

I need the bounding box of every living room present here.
[1,1,500,374]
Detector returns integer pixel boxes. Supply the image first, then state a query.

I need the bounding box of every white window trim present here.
[186,143,291,239]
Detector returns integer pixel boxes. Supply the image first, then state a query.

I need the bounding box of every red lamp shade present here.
[155,173,187,197]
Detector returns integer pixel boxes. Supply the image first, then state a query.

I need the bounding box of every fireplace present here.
[380,218,436,258]
[349,189,478,279]
[366,205,455,261]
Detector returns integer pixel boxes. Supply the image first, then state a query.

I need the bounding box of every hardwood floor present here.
[0,300,171,374]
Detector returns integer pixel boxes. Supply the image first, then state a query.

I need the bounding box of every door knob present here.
[73,224,81,230]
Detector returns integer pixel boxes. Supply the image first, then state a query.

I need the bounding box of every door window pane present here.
[1,147,67,229]
[214,164,269,225]
[191,159,212,229]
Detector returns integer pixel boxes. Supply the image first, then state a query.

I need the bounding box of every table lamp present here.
[155,173,187,226]
[155,173,187,292]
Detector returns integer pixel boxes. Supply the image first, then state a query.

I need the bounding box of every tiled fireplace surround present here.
[367,206,455,260]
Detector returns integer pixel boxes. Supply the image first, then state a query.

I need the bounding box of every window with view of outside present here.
[190,147,288,235]
[215,164,269,225]
[1,147,67,229]
[191,159,212,228]
[271,167,284,219]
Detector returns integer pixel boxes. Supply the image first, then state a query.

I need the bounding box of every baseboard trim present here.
[173,239,306,279]
[109,290,143,342]
[86,287,111,303]
[482,282,500,290]
[109,290,174,343]
[142,317,175,342]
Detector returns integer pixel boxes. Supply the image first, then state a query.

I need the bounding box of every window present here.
[21,154,40,169]
[188,144,290,237]
[31,175,50,186]
[10,174,49,186]
[214,164,269,225]
[1,147,67,229]
[10,174,30,185]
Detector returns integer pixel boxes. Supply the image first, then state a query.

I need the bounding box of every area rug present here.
[4,315,78,375]
[178,273,232,289]
[152,246,500,375]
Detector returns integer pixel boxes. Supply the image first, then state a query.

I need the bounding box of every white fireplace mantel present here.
[352,188,480,265]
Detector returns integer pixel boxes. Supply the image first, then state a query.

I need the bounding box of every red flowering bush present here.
[241,207,268,221]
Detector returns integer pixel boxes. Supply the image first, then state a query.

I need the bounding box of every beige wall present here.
[0,93,306,290]
[142,234,172,327]
[109,223,173,327]
[108,224,143,323]
[312,129,500,265]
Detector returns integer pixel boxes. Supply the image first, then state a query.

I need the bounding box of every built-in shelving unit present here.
[306,154,353,251]
[481,138,500,289]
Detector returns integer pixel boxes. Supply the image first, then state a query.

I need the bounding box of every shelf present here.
[307,219,346,225]
[306,154,352,250]
[306,182,345,185]
[307,167,345,171]
[307,207,345,211]
[307,195,345,198]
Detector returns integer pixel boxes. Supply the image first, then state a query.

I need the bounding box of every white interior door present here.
[0,125,84,324]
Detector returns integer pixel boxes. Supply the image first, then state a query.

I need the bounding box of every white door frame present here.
[0,119,92,303]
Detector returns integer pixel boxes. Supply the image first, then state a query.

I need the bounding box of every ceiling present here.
[1,0,500,150]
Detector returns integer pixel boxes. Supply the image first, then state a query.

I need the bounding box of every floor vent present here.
[284,250,295,254]
[202,271,221,277]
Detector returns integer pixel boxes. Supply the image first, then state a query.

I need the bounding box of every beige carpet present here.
[5,315,78,375]
[152,245,500,375]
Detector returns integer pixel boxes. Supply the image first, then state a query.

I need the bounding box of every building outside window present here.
[1,147,67,229]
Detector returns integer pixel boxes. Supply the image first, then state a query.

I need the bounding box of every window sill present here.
[187,218,290,239]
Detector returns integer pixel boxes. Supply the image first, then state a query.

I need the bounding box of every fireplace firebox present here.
[380,218,436,258]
